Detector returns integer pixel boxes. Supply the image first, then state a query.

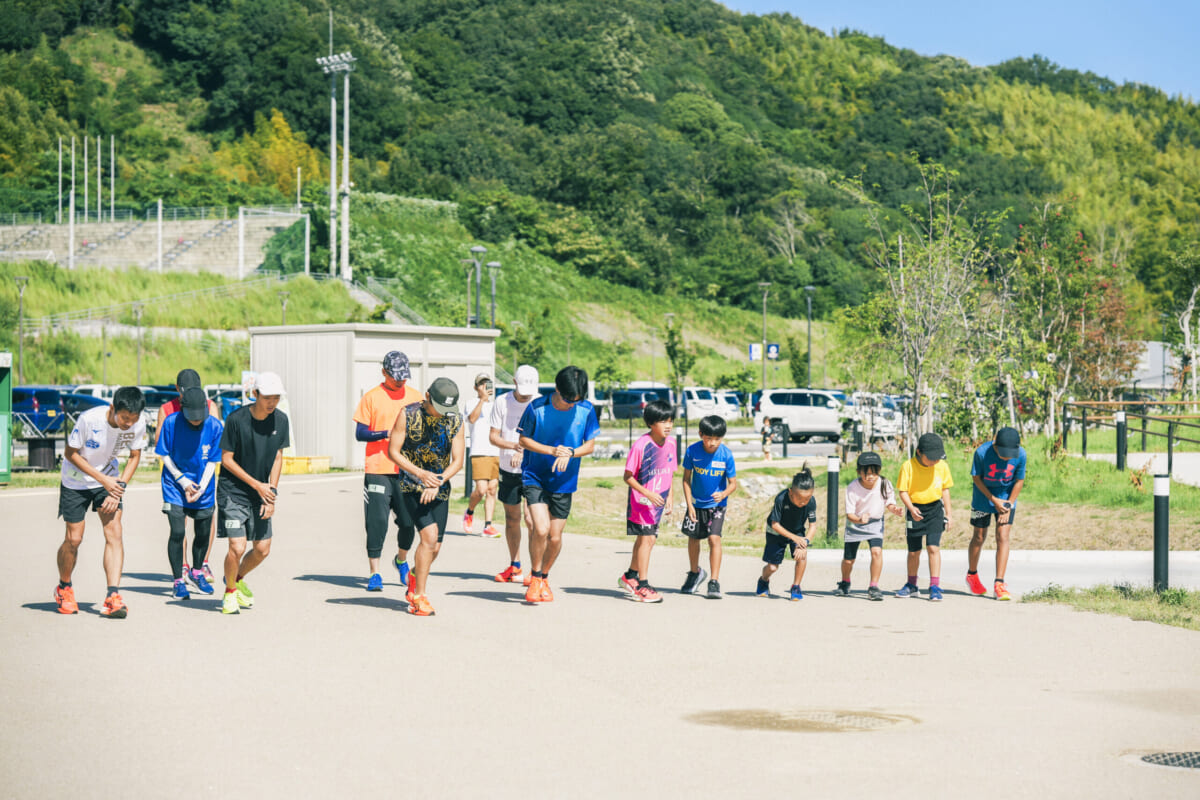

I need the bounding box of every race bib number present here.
[225,519,242,529]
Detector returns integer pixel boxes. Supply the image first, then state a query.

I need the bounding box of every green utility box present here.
[0,352,11,484]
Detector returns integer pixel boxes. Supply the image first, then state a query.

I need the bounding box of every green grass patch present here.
[1023,583,1200,631]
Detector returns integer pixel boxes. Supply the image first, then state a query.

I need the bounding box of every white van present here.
[714,390,743,421]
[681,386,722,419]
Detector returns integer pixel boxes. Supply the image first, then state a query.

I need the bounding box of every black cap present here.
[181,387,208,423]
[428,377,460,416]
[856,451,883,469]
[176,368,201,390]
[995,426,1021,459]
[917,432,946,461]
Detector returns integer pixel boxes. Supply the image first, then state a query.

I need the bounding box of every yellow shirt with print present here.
[897,458,954,504]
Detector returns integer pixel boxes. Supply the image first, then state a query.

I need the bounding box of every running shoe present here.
[835,580,851,597]
[688,568,709,595]
[222,592,239,614]
[525,577,544,603]
[867,586,884,601]
[201,562,215,583]
[494,565,523,583]
[54,585,78,614]
[896,583,920,598]
[462,510,474,534]
[789,585,804,601]
[482,523,501,539]
[235,590,253,609]
[394,556,410,586]
[183,563,191,579]
[928,585,944,602]
[192,573,215,595]
[538,579,554,603]
[994,581,1011,601]
[407,594,435,616]
[618,574,639,595]
[635,584,664,603]
[367,573,383,592]
[236,578,254,600]
[966,572,987,596]
[706,579,723,599]
[523,572,533,587]
[406,572,416,605]
[173,580,190,600]
[100,593,127,619]
[680,571,700,594]
[755,578,771,597]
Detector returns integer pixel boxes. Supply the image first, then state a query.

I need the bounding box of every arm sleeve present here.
[356,422,388,442]
[195,461,217,494]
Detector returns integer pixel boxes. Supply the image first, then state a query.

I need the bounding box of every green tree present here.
[663,321,697,390]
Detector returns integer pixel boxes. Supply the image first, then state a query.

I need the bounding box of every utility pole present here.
[758,281,771,397]
[487,261,501,328]
[278,291,290,325]
[133,303,144,385]
[804,285,815,387]
[14,276,29,383]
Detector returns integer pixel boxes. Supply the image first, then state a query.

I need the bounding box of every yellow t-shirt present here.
[353,383,421,474]
[897,457,954,504]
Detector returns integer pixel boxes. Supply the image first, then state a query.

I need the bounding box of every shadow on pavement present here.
[445,590,526,603]
[164,599,222,612]
[327,596,410,611]
[123,572,172,583]
[438,571,497,582]
[23,601,100,615]
[561,586,627,599]
[117,584,172,596]
[294,574,367,589]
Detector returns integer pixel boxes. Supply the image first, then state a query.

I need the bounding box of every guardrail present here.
[1062,400,1200,476]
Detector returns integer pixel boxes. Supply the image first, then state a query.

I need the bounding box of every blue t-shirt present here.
[517,394,601,494]
[155,413,224,509]
[971,440,1027,512]
[683,442,736,509]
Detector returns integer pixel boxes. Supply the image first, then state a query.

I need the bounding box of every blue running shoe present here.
[789,585,804,601]
[192,573,214,595]
[173,580,190,600]
[394,557,410,586]
[367,573,383,592]
[755,578,770,597]
[928,585,944,602]
[896,583,920,598]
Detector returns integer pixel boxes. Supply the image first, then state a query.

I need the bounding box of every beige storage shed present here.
[249,323,499,469]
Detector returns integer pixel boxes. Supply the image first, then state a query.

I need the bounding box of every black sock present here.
[995,578,1005,583]
[637,579,648,588]
[59,580,71,590]
[485,521,492,526]
[625,568,638,580]
[532,570,544,579]
[968,570,978,576]
[107,586,119,596]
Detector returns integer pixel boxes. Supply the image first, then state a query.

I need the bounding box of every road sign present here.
[766,343,781,360]
[749,343,763,362]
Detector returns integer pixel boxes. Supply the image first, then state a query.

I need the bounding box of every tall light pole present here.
[14,276,29,384]
[486,261,501,328]
[758,281,771,397]
[804,285,815,388]
[470,245,485,328]
[132,302,144,385]
[278,291,290,325]
[460,259,474,326]
[664,312,675,391]
[317,51,356,278]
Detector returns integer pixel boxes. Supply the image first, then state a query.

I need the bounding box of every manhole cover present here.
[687,709,916,733]
[1141,752,1200,769]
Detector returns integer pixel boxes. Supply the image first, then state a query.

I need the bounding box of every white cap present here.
[254,371,286,397]
[515,364,539,394]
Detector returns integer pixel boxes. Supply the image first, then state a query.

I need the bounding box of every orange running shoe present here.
[482,523,501,539]
[494,565,523,583]
[994,581,1012,601]
[405,572,416,604]
[539,579,554,603]
[523,572,533,587]
[407,594,435,616]
[965,573,987,596]
[524,577,543,603]
[54,585,78,614]
[100,593,127,619]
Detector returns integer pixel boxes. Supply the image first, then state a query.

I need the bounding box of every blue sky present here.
[719,1,1199,100]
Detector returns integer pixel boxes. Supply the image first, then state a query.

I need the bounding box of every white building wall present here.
[250,323,497,469]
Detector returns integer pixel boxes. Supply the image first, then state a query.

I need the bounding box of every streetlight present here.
[803,285,815,388]
[459,246,486,327]
[132,302,143,385]
[317,50,356,280]
[278,291,290,326]
[486,261,501,328]
[664,312,675,392]
[14,276,28,383]
[757,281,771,397]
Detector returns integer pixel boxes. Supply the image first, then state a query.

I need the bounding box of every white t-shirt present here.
[489,391,535,474]
[466,398,499,457]
[62,405,148,490]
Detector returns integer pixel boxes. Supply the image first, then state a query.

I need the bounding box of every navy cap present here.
[995,426,1021,459]
[917,432,946,461]
[856,451,883,469]
[383,351,411,381]
[181,387,208,423]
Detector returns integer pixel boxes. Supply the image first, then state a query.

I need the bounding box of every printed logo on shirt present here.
[693,466,724,476]
[85,438,101,449]
[201,444,211,459]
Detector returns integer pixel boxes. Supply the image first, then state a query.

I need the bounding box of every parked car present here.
[612,390,663,420]
[714,390,743,421]
[758,388,842,443]
[681,386,722,419]
[60,392,111,417]
[13,386,66,434]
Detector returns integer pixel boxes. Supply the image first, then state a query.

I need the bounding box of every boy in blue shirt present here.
[681,415,738,599]
[517,366,601,604]
[967,426,1026,601]
[155,387,224,599]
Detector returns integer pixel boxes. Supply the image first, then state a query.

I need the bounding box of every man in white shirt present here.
[55,386,148,618]
[489,365,538,584]
[462,373,501,538]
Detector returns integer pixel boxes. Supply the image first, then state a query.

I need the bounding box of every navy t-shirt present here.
[766,489,817,535]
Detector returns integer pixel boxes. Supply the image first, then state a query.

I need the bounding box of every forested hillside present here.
[2,0,1198,327]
